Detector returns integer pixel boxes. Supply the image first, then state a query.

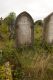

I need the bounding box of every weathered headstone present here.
[43,12,53,43]
[15,11,34,46]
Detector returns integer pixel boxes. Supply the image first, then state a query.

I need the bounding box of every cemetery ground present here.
[0,22,53,80]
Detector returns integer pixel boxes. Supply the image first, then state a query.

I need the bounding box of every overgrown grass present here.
[0,23,53,80]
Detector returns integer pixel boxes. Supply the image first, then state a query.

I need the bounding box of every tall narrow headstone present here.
[15,11,34,47]
[43,12,53,43]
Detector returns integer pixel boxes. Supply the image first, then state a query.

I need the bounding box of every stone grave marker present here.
[15,11,34,46]
[43,12,53,43]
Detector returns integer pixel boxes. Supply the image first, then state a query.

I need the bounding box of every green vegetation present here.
[0,13,53,80]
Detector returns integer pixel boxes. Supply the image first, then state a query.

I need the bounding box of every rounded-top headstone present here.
[15,11,34,47]
[43,12,53,43]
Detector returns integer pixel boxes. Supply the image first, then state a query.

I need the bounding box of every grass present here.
[0,24,53,80]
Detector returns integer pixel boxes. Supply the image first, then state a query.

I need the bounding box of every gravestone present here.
[43,12,53,43]
[15,11,34,46]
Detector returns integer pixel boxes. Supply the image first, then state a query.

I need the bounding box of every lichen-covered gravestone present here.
[43,13,53,43]
[15,11,34,46]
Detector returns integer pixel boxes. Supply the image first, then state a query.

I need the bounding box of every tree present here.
[0,17,3,25]
[4,12,16,26]
[34,20,43,26]
[4,12,16,39]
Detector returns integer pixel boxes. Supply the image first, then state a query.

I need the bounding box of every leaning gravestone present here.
[43,12,53,43]
[15,11,34,47]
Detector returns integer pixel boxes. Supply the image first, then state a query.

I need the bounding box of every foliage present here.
[4,12,16,26]
[34,20,43,26]
[0,13,53,80]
